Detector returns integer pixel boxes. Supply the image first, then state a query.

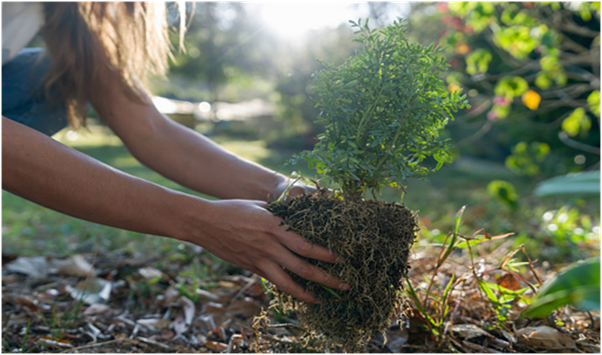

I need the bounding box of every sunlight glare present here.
[260,3,359,39]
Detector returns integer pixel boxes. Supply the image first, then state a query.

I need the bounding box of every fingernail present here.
[340,282,351,291]
[336,256,346,263]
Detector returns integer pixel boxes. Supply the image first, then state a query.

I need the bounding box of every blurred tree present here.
[161,3,361,148]
[267,25,360,148]
[166,3,278,104]
[407,2,600,178]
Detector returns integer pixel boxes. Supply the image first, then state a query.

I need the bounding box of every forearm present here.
[2,117,198,238]
[92,84,287,201]
[3,117,345,304]
[125,109,286,201]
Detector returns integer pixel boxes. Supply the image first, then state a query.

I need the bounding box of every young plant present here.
[294,18,469,199]
[267,19,468,351]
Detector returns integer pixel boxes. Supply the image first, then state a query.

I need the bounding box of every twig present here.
[448,335,468,352]
[466,236,489,305]
[260,333,300,345]
[558,132,601,155]
[229,277,259,303]
[266,323,305,330]
[463,340,502,353]
[422,232,452,306]
[456,120,493,147]
[137,336,174,351]
[59,338,133,353]
[519,245,543,286]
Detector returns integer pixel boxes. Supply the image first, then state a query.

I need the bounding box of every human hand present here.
[183,198,349,303]
[271,178,318,202]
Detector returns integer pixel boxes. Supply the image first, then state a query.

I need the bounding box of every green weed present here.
[405,206,542,348]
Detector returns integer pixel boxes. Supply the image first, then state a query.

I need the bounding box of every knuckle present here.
[295,262,315,279]
[295,241,312,256]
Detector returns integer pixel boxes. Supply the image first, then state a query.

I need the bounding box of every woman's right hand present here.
[177,198,350,304]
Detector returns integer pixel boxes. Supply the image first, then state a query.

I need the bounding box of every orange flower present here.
[448,83,461,93]
[522,90,541,110]
[455,43,472,55]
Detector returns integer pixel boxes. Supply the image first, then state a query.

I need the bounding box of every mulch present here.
[2,241,600,353]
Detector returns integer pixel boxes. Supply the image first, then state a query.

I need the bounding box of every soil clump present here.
[267,190,418,350]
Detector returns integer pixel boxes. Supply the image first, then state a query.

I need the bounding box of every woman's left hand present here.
[271,178,318,202]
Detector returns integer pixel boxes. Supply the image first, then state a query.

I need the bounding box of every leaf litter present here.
[2,216,600,353]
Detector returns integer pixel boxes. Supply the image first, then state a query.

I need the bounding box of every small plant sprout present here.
[293,18,469,199]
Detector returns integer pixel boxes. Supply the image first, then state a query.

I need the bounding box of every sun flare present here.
[259,3,362,39]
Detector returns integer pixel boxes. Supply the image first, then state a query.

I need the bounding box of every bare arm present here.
[2,117,348,302]
[2,117,184,236]
[92,78,290,202]
[2,71,349,303]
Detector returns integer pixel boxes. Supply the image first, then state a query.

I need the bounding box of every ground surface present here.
[2,242,600,353]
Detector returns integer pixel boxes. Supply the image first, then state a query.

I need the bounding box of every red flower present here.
[493,96,511,106]
[487,110,500,121]
[437,3,449,13]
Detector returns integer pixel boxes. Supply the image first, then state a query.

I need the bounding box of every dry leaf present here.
[173,312,188,336]
[157,328,176,341]
[196,288,220,302]
[2,274,19,285]
[205,340,228,352]
[5,256,49,279]
[226,334,244,353]
[55,255,95,277]
[37,336,74,349]
[179,296,196,325]
[497,273,522,291]
[385,328,409,352]
[83,303,111,316]
[12,294,39,309]
[66,278,112,305]
[518,326,577,350]
[138,267,163,280]
[226,298,262,319]
[452,324,493,340]
[163,285,180,304]
[137,318,172,331]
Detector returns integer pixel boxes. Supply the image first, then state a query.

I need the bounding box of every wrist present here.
[168,193,213,244]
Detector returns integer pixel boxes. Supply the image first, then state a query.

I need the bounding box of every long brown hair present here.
[41,2,184,129]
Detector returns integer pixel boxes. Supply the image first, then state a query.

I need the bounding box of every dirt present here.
[267,190,418,351]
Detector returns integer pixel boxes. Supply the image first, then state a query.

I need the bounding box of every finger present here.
[260,261,320,304]
[276,228,343,263]
[287,184,315,200]
[279,251,350,291]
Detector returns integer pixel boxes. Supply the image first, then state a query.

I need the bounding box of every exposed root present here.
[266,190,418,352]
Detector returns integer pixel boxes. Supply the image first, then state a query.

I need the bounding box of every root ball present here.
[267,191,418,351]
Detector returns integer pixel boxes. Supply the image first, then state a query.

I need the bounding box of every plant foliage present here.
[522,257,601,318]
[293,19,469,199]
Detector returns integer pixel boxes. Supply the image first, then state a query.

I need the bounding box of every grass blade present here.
[319,284,342,299]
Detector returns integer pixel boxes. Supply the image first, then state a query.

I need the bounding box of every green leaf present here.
[478,279,499,303]
[319,284,342,299]
[442,274,455,306]
[522,257,601,318]
[455,232,514,249]
[437,206,465,268]
[562,108,591,137]
[534,171,600,197]
[488,180,519,210]
[494,76,529,98]
[587,90,600,117]
[466,49,492,75]
[453,205,465,236]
